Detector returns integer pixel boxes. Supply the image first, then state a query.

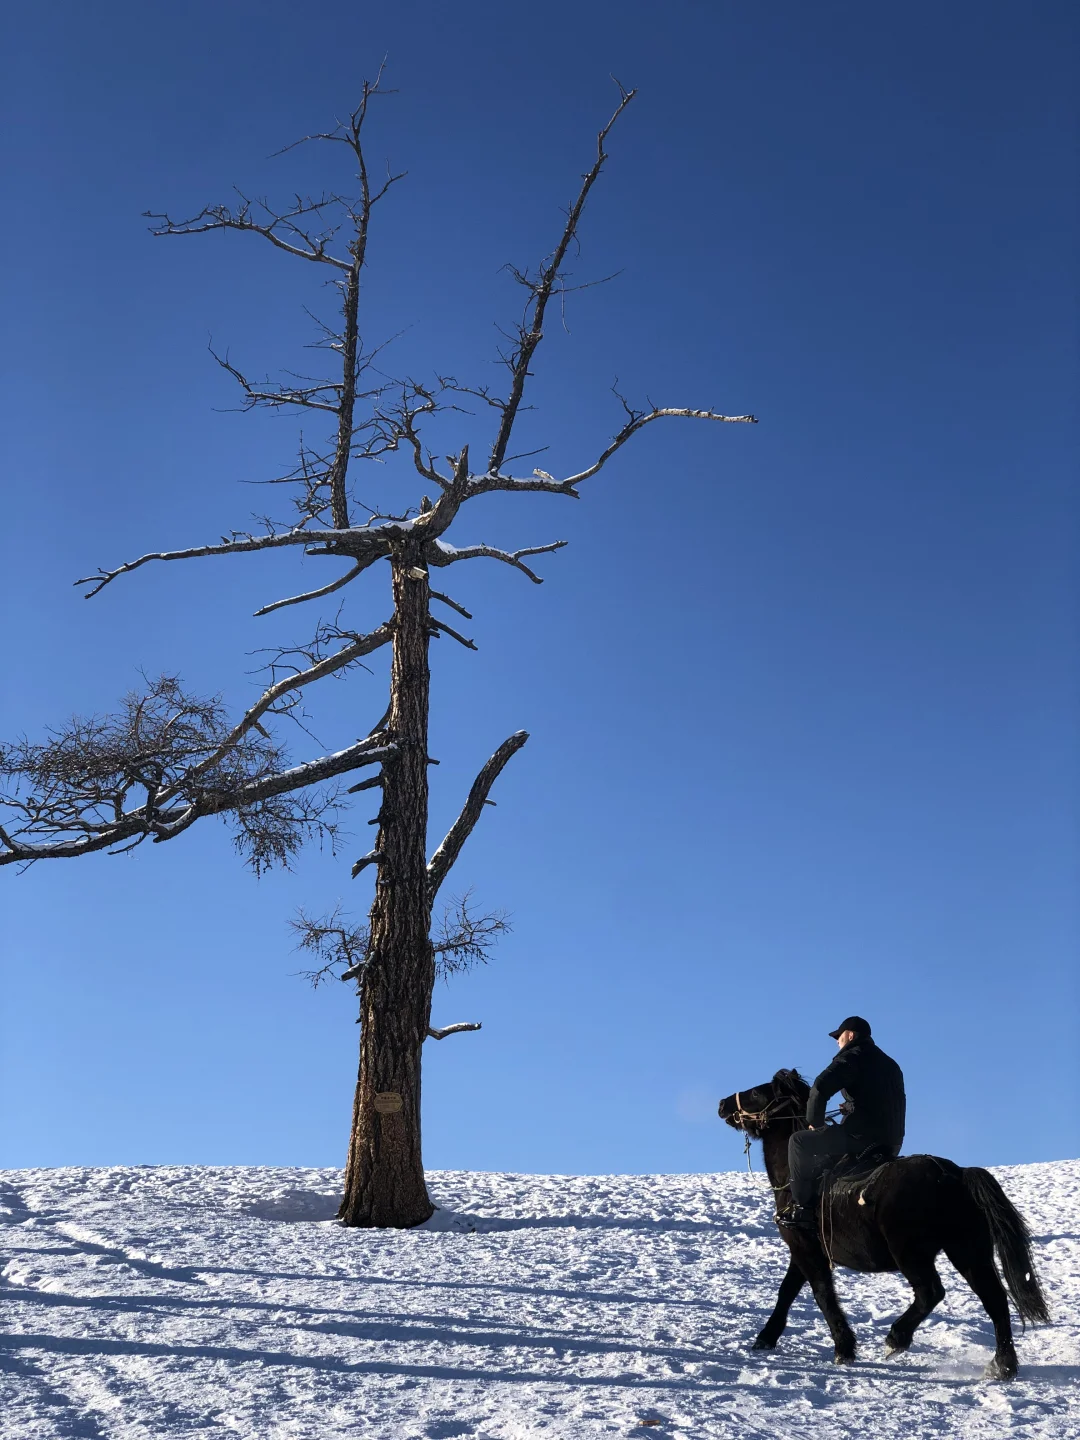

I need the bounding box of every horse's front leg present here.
[797,1246,857,1363]
[753,1259,806,1349]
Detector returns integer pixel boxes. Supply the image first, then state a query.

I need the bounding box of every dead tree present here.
[0,79,755,1227]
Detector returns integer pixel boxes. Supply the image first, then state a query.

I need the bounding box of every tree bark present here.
[338,554,436,1227]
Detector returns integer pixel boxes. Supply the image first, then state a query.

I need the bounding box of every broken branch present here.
[426,1022,482,1040]
[429,618,477,650]
[427,732,529,899]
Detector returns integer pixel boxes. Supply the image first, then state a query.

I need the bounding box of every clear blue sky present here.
[2,0,1076,1175]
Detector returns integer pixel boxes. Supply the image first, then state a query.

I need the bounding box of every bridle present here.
[730,1089,805,1131]
[729,1089,807,1174]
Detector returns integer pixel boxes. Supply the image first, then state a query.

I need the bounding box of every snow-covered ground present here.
[0,1162,1077,1438]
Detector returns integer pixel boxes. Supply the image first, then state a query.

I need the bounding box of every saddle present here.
[821,1143,898,1203]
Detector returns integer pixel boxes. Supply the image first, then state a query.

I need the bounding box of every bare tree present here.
[1,78,754,1227]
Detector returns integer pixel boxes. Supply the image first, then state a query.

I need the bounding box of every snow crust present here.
[1,1161,1077,1438]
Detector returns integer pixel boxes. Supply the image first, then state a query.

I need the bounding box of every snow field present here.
[0,1162,1077,1438]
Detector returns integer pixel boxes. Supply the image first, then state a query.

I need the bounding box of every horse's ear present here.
[773,1067,809,1090]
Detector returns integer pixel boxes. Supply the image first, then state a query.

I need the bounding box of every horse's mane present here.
[772,1068,810,1097]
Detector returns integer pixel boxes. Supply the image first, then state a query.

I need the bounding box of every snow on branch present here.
[469,404,758,499]
[426,540,567,585]
[426,1022,481,1040]
[559,404,757,487]
[75,527,337,599]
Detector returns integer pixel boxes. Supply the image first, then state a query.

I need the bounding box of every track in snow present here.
[1,1163,1077,1438]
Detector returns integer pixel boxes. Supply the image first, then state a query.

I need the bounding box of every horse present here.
[717,1068,1049,1379]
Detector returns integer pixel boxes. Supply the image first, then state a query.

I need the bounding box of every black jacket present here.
[805,1036,906,1151]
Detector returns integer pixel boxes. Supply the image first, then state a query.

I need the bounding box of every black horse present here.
[718,1068,1049,1379]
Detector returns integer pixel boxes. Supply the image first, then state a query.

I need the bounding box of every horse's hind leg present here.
[884,1246,946,1357]
[753,1260,806,1350]
[945,1247,1017,1381]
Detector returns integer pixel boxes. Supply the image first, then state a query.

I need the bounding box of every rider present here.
[782,1016,906,1231]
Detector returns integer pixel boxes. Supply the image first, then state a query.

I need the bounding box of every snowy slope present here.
[0,1162,1077,1438]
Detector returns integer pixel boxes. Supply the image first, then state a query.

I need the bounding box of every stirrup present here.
[777,1202,816,1231]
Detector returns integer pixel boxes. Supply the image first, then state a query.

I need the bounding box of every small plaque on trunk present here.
[373,1091,403,1115]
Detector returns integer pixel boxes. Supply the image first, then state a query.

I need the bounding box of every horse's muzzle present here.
[717,1093,740,1126]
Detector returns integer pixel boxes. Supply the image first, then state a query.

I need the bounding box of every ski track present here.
[0,1164,1077,1438]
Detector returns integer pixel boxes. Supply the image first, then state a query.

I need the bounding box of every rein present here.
[729,1086,852,1255]
[731,1090,806,1176]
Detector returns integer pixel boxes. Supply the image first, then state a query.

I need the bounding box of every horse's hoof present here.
[884,1340,910,1358]
[834,1351,856,1365]
[751,1336,776,1351]
[983,1352,1017,1382]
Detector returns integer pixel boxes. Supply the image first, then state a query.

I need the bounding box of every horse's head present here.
[717,1069,809,1138]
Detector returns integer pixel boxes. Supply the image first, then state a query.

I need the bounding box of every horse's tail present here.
[962,1167,1050,1326]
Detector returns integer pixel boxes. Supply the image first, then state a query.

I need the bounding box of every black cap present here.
[828,1015,871,1040]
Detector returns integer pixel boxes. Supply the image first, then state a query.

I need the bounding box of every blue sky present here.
[2,0,1076,1175]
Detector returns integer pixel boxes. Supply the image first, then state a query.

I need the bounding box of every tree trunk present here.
[338,554,436,1227]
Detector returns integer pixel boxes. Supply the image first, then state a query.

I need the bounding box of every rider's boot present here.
[776,1201,816,1232]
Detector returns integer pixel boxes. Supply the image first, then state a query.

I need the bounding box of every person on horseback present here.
[781,1015,906,1231]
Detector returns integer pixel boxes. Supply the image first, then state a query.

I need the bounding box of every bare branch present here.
[562,405,758,487]
[147,191,352,271]
[351,848,383,878]
[160,622,394,801]
[77,528,318,598]
[426,1022,481,1040]
[379,383,451,490]
[75,526,391,598]
[429,618,477,651]
[0,674,397,870]
[236,741,395,805]
[328,265,359,527]
[253,562,365,617]
[325,73,404,527]
[431,889,511,977]
[210,346,343,413]
[292,904,369,987]
[345,772,383,793]
[487,85,636,475]
[470,407,757,500]
[427,733,529,899]
[426,539,567,585]
[430,591,473,621]
[469,470,581,499]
